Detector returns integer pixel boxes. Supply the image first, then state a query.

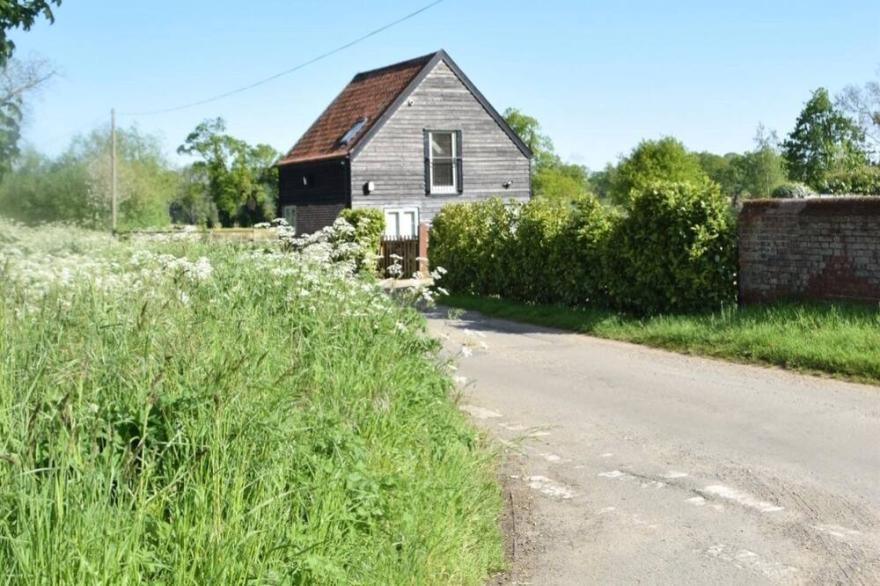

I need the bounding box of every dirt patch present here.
[487,451,539,585]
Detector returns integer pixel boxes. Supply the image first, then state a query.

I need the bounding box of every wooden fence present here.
[379,235,420,278]
[118,228,280,243]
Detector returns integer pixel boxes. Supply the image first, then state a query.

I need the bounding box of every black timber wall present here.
[278,158,351,234]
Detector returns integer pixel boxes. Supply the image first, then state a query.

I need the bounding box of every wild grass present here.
[0,221,503,584]
[442,293,880,384]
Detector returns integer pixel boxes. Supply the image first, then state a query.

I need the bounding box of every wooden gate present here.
[379,235,420,278]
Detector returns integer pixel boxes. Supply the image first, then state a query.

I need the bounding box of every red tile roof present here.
[278,53,436,165]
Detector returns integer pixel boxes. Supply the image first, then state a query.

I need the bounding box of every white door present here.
[384,207,418,238]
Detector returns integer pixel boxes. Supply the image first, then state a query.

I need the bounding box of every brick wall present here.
[738,198,880,303]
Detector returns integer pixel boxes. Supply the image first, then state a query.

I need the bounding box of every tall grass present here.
[0,222,502,584]
[443,293,880,384]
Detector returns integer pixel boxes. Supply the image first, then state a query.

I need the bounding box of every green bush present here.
[339,207,385,252]
[432,184,737,315]
[430,198,514,295]
[604,182,737,314]
[339,207,385,272]
[770,182,815,199]
[819,166,880,195]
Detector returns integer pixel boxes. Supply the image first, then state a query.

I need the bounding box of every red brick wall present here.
[738,198,880,304]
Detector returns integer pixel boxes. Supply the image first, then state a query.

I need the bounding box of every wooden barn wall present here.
[278,158,350,234]
[349,61,530,224]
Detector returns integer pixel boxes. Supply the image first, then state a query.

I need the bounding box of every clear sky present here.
[10,0,880,170]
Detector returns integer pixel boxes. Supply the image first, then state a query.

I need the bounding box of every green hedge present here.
[431,183,737,315]
[604,182,737,314]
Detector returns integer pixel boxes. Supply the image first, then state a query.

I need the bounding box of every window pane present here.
[403,212,416,237]
[432,161,454,187]
[282,206,297,228]
[385,211,399,237]
[431,132,453,157]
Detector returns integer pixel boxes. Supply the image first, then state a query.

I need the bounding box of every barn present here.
[277,50,532,238]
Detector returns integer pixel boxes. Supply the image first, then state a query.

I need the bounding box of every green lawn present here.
[441,293,880,385]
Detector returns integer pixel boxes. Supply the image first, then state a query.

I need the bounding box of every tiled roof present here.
[278,52,437,165]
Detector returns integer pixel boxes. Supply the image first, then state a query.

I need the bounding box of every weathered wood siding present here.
[350,61,530,223]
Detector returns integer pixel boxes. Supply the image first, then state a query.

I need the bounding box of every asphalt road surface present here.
[427,308,880,585]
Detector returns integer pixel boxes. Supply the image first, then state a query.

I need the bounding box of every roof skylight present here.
[339,117,368,146]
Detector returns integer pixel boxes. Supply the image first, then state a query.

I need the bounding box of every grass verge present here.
[0,223,503,584]
[441,293,880,385]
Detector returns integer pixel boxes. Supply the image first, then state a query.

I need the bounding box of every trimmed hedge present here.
[431,183,737,315]
[604,182,737,314]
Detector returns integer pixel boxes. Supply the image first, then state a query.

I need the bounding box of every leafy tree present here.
[782,88,868,188]
[503,107,592,200]
[73,126,179,228]
[607,137,709,205]
[695,151,740,196]
[732,146,786,198]
[533,162,592,200]
[0,125,177,228]
[0,0,61,65]
[0,57,54,177]
[837,74,880,161]
[177,118,279,226]
[502,107,555,168]
[170,165,219,226]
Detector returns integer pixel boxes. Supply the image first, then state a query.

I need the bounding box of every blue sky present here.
[11,0,880,170]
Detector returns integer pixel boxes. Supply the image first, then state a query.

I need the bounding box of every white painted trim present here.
[428,130,458,194]
[384,206,419,238]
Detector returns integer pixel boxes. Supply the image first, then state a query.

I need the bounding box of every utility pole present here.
[111,108,118,233]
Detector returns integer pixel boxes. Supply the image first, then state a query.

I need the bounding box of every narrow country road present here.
[426,308,880,585]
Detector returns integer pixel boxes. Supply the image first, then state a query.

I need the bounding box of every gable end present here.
[350,50,533,161]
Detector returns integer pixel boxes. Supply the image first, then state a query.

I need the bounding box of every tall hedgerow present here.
[430,198,514,295]
[603,181,737,314]
[431,182,737,315]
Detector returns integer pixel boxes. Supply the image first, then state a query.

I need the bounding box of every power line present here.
[120,0,445,117]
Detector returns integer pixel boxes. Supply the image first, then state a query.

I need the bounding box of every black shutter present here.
[455,130,463,193]
[423,130,431,195]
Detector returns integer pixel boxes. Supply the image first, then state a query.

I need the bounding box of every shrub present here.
[430,198,514,295]
[339,208,385,270]
[432,185,737,315]
[771,182,815,199]
[605,182,737,314]
[819,166,880,195]
[503,196,611,305]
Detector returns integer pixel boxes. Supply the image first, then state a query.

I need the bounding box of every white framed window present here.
[425,130,462,195]
[384,207,419,238]
[281,205,297,229]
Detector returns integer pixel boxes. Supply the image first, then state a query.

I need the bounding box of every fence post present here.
[418,222,430,277]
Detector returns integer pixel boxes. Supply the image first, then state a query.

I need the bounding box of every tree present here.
[733,147,786,199]
[533,162,592,200]
[607,137,709,205]
[0,57,54,177]
[0,125,177,228]
[72,126,179,228]
[502,107,555,168]
[177,118,279,227]
[695,151,741,197]
[503,107,592,200]
[837,73,880,161]
[782,88,868,188]
[0,1,61,66]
